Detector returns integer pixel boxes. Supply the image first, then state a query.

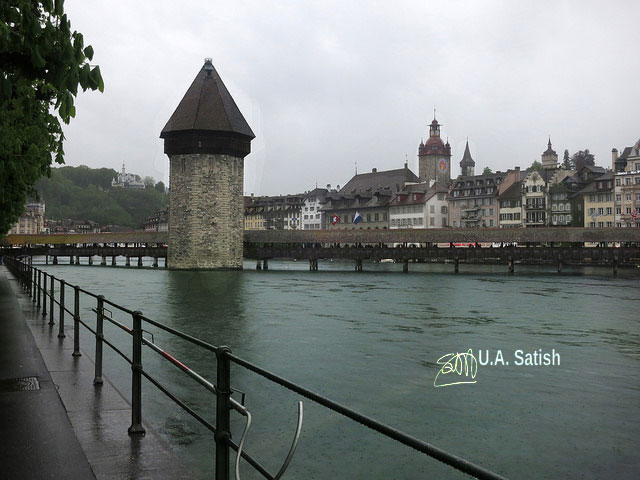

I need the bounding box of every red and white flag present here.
[331,214,340,225]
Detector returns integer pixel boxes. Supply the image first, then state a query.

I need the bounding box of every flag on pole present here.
[353,212,363,224]
[331,214,340,225]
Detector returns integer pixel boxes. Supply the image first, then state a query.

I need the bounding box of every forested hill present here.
[35,165,167,228]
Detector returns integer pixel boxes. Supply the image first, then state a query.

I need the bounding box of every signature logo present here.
[434,348,478,387]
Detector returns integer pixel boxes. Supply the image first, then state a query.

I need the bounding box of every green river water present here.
[37,259,640,479]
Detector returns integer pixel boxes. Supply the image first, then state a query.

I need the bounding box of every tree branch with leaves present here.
[0,0,103,234]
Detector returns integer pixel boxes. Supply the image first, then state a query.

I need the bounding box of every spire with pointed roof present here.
[460,140,475,176]
[541,137,559,169]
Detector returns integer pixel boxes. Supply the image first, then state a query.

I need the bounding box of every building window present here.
[616,178,621,186]
[626,177,631,185]
[374,213,379,221]
[429,217,435,226]
[606,207,612,215]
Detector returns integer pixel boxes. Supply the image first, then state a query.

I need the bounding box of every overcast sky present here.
[62,0,640,195]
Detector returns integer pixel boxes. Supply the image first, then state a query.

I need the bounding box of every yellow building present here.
[8,202,45,235]
[582,173,614,228]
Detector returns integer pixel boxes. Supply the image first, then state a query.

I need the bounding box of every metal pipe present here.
[94,296,104,385]
[49,275,55,325]
[128,310,145,435]
[215,346,232,480]
[73,286,81,357]
[42,273,47,317]
[58,281,65,338]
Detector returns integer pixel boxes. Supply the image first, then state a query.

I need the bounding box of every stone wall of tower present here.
[168,153,244,269]
[419,155,450,185]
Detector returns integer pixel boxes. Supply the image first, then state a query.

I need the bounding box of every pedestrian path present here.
[0,266,194,480]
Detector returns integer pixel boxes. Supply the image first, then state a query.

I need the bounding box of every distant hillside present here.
[35,165,167,228]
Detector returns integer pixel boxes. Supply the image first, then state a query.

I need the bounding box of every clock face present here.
[438,158,448,173]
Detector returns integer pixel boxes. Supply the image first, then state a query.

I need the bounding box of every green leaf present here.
[32,45,47,69]
[83,45,94,61]
[91,66,104,93]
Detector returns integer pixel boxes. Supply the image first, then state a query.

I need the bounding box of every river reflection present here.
[37,260,640,480]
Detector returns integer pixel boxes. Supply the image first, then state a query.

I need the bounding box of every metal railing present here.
[3,255,509,480]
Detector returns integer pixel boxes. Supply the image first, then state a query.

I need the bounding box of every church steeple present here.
[460,140,475,176]
[541,137,558,169]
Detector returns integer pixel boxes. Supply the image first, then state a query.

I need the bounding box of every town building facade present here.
[613,140,640,227]
[8,202,45,235]
[301,188,329,230]
[389,182,448,229]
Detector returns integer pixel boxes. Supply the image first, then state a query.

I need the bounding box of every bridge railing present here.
[3,256,509,480]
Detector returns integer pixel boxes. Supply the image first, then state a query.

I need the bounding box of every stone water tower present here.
[160,58,255,269]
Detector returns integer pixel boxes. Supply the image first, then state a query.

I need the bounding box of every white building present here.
[111,163,145,189]
[301,188,329,230]
[389,182,448,229]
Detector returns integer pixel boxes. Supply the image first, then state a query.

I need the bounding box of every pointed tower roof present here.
[460,140,475,167]
[160,58,254,158]
[543,137,556,156]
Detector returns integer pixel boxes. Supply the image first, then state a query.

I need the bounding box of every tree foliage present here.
[528,160,543,172]
[482,166,493,175]
[571,149,595,171]
[0,0,104,234]
[35,166,167,228]
[562,149,573,170]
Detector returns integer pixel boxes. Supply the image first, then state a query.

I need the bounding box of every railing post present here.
[49,275,55,325]
[94,296,104,385]
[128,310,146,435]
[215,346,232,480]
[31,266,36,302]
[58,280,66,338]
[72,286,81,357]
[37,270,41,308]
[42,273,47,318]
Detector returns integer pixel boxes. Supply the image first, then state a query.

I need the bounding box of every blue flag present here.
[353,212,363,224]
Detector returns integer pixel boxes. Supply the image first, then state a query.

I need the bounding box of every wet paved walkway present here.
[0,266,193,479]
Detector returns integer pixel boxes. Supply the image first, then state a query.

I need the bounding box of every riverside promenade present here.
[0,265,193,480]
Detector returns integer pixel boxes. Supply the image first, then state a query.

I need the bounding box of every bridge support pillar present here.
[403,260,409,273]
[153,257,158,268]
[88,256,93,265]
[45,255,49,265]
[101,256,106,266]
[508,257,514,274]
[126,256,131,267]
[75,256,80,265]
[557,256,562,273]
[613,258,618,276]
[256,260,262,270]
[309,259,318,271]
[137,256,142,267]
[454,257,459,273]
[263,259,269,270]
[355,259,363,272]
[69,255,74,265]
[53,256,58,265]
[112,256,116,266]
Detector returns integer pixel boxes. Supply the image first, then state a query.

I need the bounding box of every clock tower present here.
[418,115,451,185]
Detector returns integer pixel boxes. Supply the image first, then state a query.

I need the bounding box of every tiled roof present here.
[339,167,420,194]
